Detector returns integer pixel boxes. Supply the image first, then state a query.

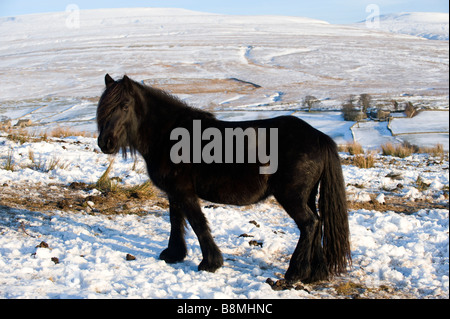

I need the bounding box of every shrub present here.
[359,94,372,114]
[342,96,366,121]
[404,102,417,118]
[302,95,321,111]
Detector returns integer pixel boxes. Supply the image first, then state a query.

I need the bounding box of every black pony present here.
[97,74,351,283]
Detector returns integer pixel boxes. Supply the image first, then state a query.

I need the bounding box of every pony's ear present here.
[122,75,133,92]
[105,74,115,87]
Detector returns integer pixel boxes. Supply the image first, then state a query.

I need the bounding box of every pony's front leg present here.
[159,201,187,263]
[181,196,223,272]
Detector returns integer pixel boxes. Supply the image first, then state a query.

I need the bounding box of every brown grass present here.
[95,158,117,192]
[147,78,260,95]
[48,126,96,138]
[381,142,413,158]
[339,142,364,155]
[0,180,162,216]
[381,142,446,158]
[3,148,15,171]
[4,128,40,144]
[339,142,376,168]
[418,143,445,157]
[352,152,376,169]
[1,125,96,143]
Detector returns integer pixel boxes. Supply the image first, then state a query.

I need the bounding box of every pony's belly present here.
[198,191,268,206]
[195,176,270,206]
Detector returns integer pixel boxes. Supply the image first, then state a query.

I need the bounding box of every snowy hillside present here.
[356,12,449,40]
[0,133,448,299]
[0,8,448,110]
[0,7,448,152]
[0,8,448,300]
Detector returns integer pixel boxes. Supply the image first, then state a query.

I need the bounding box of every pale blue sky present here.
[0,0,448,23]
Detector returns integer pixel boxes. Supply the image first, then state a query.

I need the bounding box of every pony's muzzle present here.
[98,134,116,154]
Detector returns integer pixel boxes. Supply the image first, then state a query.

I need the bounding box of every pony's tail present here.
[319,136,351,276]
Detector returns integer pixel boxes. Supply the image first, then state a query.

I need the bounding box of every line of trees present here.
[341,94,418,121]
[300,93,419,121]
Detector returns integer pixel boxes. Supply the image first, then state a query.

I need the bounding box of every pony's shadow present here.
[0,205,166,260]
[1,204,286,284]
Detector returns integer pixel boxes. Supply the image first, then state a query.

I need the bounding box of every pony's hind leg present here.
[275,189,328,283]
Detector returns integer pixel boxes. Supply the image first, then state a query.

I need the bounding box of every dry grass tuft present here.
[381,142,414,158]
[48,126,96,138]
[95,158,117,192]
[339,142,364,155]
[381,142,446,158]
[352,152,376,169]
[3,148,15,171]
[418,143,445,157]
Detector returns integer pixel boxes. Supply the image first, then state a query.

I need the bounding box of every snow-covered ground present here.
[0,198,447,299]
[0,8,448,299]
[0,132,448,299]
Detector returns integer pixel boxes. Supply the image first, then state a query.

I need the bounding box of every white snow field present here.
[0,8,448,299]
[0,134,448,299]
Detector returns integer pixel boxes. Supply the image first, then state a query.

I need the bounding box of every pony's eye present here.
[122,103,129,111]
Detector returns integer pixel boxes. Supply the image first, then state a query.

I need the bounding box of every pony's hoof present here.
[285,271,325,284]
[159,248,186,263]
[285,267,311,284]
[198,257,223,273]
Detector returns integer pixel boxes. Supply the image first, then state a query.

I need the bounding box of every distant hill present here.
[0,8,448,108]
[355,12,449,40]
